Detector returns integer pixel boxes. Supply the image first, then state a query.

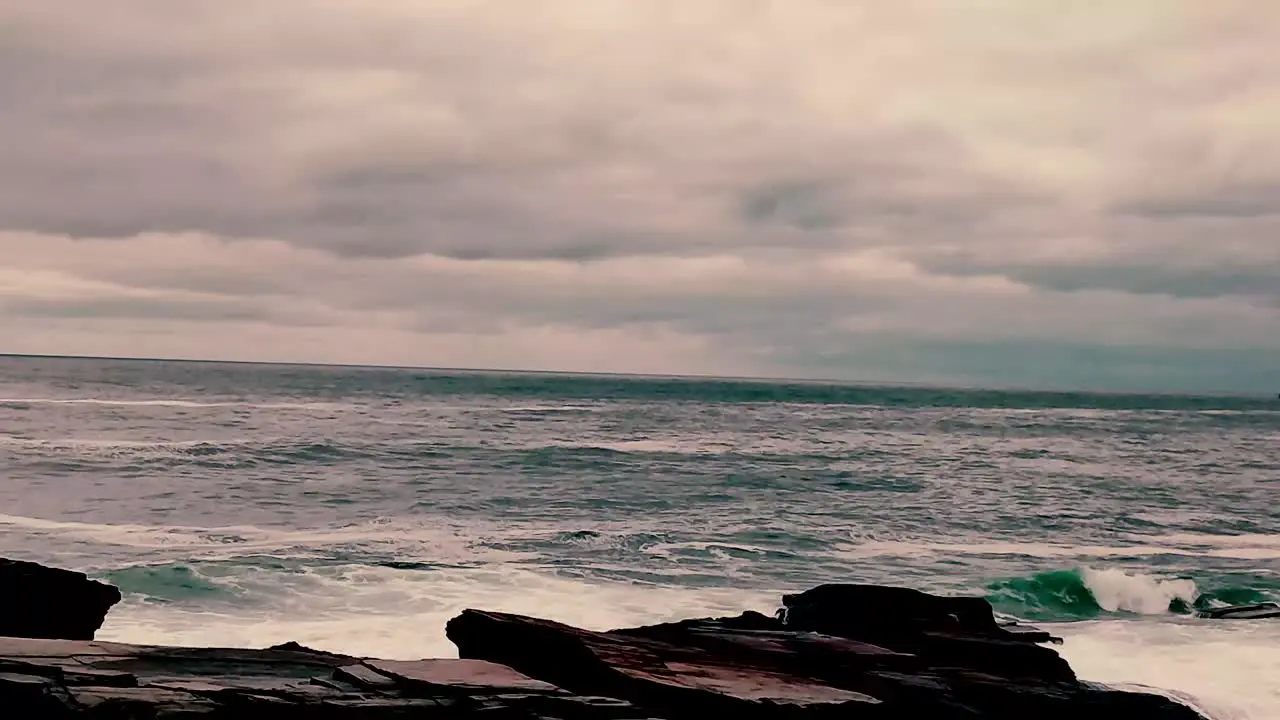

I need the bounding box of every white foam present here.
[1079,567,1197,615]
[557,438,734,455]
[643,540,769,559]
[94,564,1280,718]
[97,565,777,660]
[0,514,529,565]
[544,436,819,456]
[1056,619,1280,720]
[1133,533,1280,549]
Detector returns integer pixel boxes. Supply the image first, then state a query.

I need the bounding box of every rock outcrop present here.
[0,636,659,718]
[0,559,1210,718]
[779,584,1074,681]
[0,559,121,641]
[447,598,1205,720]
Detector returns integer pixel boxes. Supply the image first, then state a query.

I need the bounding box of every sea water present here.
[0,356,1276,718]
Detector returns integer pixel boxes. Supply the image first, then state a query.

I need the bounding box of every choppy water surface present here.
[0,357,1276,717]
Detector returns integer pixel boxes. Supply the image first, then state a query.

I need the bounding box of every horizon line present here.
[0,352,1267,399]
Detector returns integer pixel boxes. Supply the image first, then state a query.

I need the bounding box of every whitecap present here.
[1056,619,1280,720]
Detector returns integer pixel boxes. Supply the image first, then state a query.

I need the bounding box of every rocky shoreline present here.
[0,558,1209,718]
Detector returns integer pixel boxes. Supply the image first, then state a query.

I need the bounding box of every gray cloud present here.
[1,1,1278,391]
[985,266,1277,301]
[1117,182,1280,219]
[5,296,268,323]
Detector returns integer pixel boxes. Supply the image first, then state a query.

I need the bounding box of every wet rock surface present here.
[448,599,1205,720]
[0,558,121,641]
[0,636,660,718]
[0,559,1208,718]
[1194,602,1280,620]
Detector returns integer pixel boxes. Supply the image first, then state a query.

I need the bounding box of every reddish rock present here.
[446,595,1206,720]
[0,562,1211,719]
[363,658,565,695]
[447,610,885,717]
[0,635,659,718]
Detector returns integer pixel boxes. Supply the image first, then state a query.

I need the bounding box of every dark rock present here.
[611,612,923,685]
[0,558,121,641]
[1194,601,1280,619]
[266,641,344,656]
[780,584,1074,681]
[0,579,1212,718]
[65,685,220,716]
[333,663,399,691]
[0,635,663,718]
[448,609,884,717]
[448,589,1207,720]
[781,584,1005,634]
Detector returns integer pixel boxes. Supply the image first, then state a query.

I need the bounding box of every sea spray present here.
[1080,567,1198,614]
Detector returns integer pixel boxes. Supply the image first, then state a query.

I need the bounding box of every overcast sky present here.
[2,2,1278,393]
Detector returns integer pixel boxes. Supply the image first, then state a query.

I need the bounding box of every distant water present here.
[1,356,1276,718]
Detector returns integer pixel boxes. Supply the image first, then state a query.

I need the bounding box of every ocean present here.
[0,356,1276,718]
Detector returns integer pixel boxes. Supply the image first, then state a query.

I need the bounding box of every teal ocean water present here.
[0,356,1276,717]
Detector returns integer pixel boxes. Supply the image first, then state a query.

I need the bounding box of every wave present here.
[0,397,338,410]
[0,513,531,566]
[837,534,1280,561]
[0,435,737,463]
[1133,532,1280,551]
[499,404,598,414]
[87,559,1280,719]
[986,567,1277,621]
[1056,621,1280,720]
[0,436,456,469]
[92,558,778,661]
[103,563,244,603]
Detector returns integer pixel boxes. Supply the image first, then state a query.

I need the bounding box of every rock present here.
[448,609,887,717]
[363,658,566,695]
[0,558,121,641]
[1194,601,1280,620]
[266,641,339,655]
[781,584,1006,635]
[448,590,1207,720]
[0,576,1212,718]
[0,635,663,718]
[779,584,1074,682]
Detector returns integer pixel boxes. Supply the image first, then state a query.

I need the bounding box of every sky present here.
[1,1,1278,393]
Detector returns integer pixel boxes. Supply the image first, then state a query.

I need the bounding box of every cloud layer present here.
[2,1,1278,392]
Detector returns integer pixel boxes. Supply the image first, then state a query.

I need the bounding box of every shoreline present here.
[1,557,1215,718]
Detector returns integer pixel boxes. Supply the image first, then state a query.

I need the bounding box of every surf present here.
[986,567,1278,621]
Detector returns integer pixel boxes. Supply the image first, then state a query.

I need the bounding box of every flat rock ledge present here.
[0,636,657,719]
[0,559,1208,719]
[446,584,1205,720]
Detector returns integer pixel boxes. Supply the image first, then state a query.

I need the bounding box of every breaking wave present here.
[986,567,1277,621]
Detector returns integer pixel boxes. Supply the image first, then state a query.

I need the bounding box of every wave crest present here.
[986,567,1273,620]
